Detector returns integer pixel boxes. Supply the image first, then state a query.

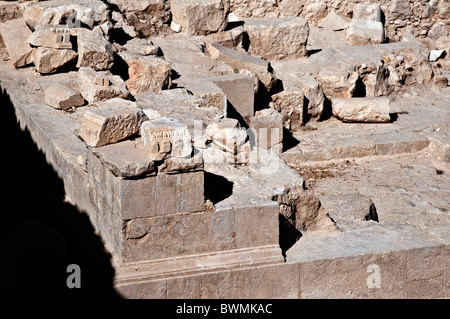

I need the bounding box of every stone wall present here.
[230,0,450,42]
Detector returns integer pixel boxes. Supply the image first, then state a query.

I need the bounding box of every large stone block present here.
[0,18,33,67]
[207,42,277,91]
[270,89,304,131]
[249,108,283,154]
[171,0,230,35]
[118,51,171,96]
[77,67,130,103]
[79,98,147,147]
[44,83,85,110]
[332,97,391,123]
[28,25,72,50]
[33,47,78,74]
[75,28,114,71]
[243,17,309,60]
[347,19,384,45]
[211,74,255,123]
[119,171,205,220]
[140,117,193,161]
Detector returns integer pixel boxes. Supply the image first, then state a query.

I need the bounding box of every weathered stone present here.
[123,38,160,56]
[318,11,349,31]
[109,0,169,38]
[140,117,193,161]
[347,19,384,45]
[92,140,156,178]
[44,83,85,110]
[211,74,255,123]
[315,64,359,99]
[270,89,304,130]
[243,17,309,60]
[207,42,277,91]
[0,18,33,67]
[250,108,283,154]
[76,28,114,71]
[332,97,391,123]
[353,4,382,22]
[28,25,72,49]
[34,47,78,74]
[78,67,130,103]
[79,98,147,147]
[171,0,230,35]
[23,0,110,30]
[205,118,248,154]
[208,26,247,52]
[0,1,23,24]
[118,51,171,96]
[292,75,326,121]
[428,22,449,39]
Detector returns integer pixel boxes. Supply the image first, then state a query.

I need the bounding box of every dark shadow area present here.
[110,52,129,81]
[204,172,234,205]
[254,78,284,113]
[389,112,399,123]
[279,215,302,259]
[307,49,322,57]
[224,21,245,31]
[282,127,300,152]
[0,86,122,299]
[109,27,134,45]
[353,77,367,97]
[227,101,249,129]
[319,96,333,121]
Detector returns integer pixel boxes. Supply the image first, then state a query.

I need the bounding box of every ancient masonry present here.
[0,0,449,298]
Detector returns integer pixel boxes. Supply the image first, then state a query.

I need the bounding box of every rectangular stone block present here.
[372,132,430,155]
[207,42,277,91]
[79,99,147,147]
[244,17,309,60]
[347,19,384,45]
[212,74,255,123]
[122,209,235,262]
[332,97,391,123]
[234,202,279,249]
[120,170,205,220]
[0,18,33,67]
[250,108,283,154]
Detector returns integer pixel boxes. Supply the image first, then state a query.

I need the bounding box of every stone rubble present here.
[0,0,449,300]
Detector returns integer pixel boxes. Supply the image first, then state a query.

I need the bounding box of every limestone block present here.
[318,12,349,31]
[211,74,255,123]
[270,89,304,130]
[207,26,247,50]
[207,42,277,91]
[332,97,391,123]
[118,171,205,220]
[249,108,283,154]
[28,25,72,50]
[429,49,446,62]
[171,0,230,35]
[353,4,382,22]
[79,98,147,147]
[205,118,248,154]
[0,18,33,67]
[118,51,171,96]
[123,38,160,57]
[77,67,130,103]
[0,1,23,24]
[33,47,78,74]
[76,28,114,71]
[316,64,359,98]
[140,117,193,161]
[293,75,326,121]
[44,83,85,110]
[347,19,384,45]
[424,130,450,162]
[24,0,110,30]
[243,17,309,60]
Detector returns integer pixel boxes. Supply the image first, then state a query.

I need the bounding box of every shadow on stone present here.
[204,172,233,205]
[0,86,122,299]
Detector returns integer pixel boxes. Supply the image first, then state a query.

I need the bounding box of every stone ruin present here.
[0,0,449,299]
